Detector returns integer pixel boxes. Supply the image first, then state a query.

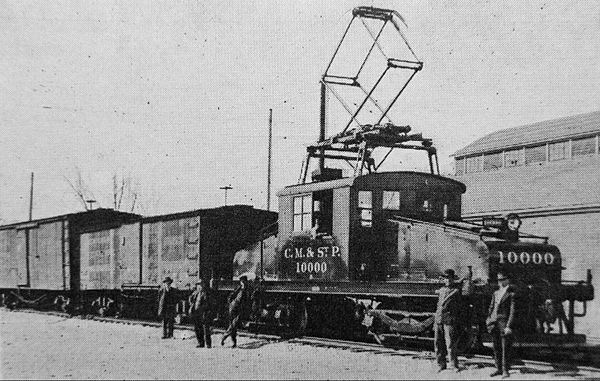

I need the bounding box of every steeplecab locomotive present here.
[229,6,594,348]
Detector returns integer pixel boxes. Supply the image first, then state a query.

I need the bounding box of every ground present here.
[0,310,596,380]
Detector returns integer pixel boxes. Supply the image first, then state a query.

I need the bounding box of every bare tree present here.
[63,166,95,210]
[112,174,138,212]
[64,168,151,213]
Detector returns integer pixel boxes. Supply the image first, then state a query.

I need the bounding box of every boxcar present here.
[0,209,139,307]
[77,205,276,317]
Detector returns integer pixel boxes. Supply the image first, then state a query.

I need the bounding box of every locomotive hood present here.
[388,216,561,286]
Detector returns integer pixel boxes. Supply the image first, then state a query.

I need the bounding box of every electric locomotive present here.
[230,6,594,348]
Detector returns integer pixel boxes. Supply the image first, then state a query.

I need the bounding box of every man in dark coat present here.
[157,277,178,339]
[434,268,473,372]
[486,271,516,378]
[189,278,213,348]
[220,275,250,348]
[250,277,265,322]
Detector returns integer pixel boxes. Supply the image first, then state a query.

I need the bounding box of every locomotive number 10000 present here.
[497,251,555,265]
[296,261,328,274]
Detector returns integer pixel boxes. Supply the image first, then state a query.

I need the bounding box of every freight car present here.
[78,205,276,318]
[0,206,276,317]
[0,209,139,310]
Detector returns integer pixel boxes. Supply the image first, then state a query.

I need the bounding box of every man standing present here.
[486,271,516,378]
[157,277,178,339]
[250,277,265,322]
[189,279,213,348]
[221,275,250,348]
[434,268,472,373]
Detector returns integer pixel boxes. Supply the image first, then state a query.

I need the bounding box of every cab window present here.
[292,194,312,232]
[358,191,373,227]
[382,191,400,210]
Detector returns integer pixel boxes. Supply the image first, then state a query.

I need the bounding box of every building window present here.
[504,149,522,167]
[466,156,482,173]
[293,194,312,232]
[455,158,464,176]
[483,152,503,171]
[525,144,547,164]
[358,191,372,227]
[549,141,567,161]
[571,136,596,157]
[382,191,400,210]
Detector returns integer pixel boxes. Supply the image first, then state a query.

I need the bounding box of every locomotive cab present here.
[272,171,466,282]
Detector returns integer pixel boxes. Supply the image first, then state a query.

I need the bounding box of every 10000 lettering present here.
[497,251,555,265]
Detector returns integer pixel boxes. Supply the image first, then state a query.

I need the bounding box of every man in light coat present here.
[486,271,516,378]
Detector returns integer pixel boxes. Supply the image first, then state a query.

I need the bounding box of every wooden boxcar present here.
[75,205,276,317]
[80,205,277,291]
[0,209,139,306]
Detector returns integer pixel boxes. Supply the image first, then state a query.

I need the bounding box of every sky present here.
[1,0,599,222]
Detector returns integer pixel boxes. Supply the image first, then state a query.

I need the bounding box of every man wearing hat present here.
[486,271,516,378]
[188,278,213,348]
[221,275,250,348]
[434,268,473,373]
[157,276,179,339]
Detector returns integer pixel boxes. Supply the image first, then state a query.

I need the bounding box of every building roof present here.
[453,110,600,158]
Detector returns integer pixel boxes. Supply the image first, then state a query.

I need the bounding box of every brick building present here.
[451,110,600,340]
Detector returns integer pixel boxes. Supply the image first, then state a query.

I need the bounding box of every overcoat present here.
[157,285,178,317]
[434,279,472,325]
[189,288,212,322]
[227,284,250,319]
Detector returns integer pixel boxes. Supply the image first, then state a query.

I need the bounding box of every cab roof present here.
[277,171,466,196]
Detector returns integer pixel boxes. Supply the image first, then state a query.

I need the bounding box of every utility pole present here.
[28,172,34,221]
[219,186,232,206]
[267,108,273,211]
[319,81,327,173]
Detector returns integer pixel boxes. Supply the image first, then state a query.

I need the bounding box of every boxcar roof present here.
[0,208,140,231]
[277,171,466,196]
[141,204,270,223]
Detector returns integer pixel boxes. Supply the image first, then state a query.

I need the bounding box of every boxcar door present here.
[15,229,28,286]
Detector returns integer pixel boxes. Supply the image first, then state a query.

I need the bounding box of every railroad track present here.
[6,308,600,377]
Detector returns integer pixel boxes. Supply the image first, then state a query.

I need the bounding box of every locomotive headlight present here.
[506,213,521,231]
